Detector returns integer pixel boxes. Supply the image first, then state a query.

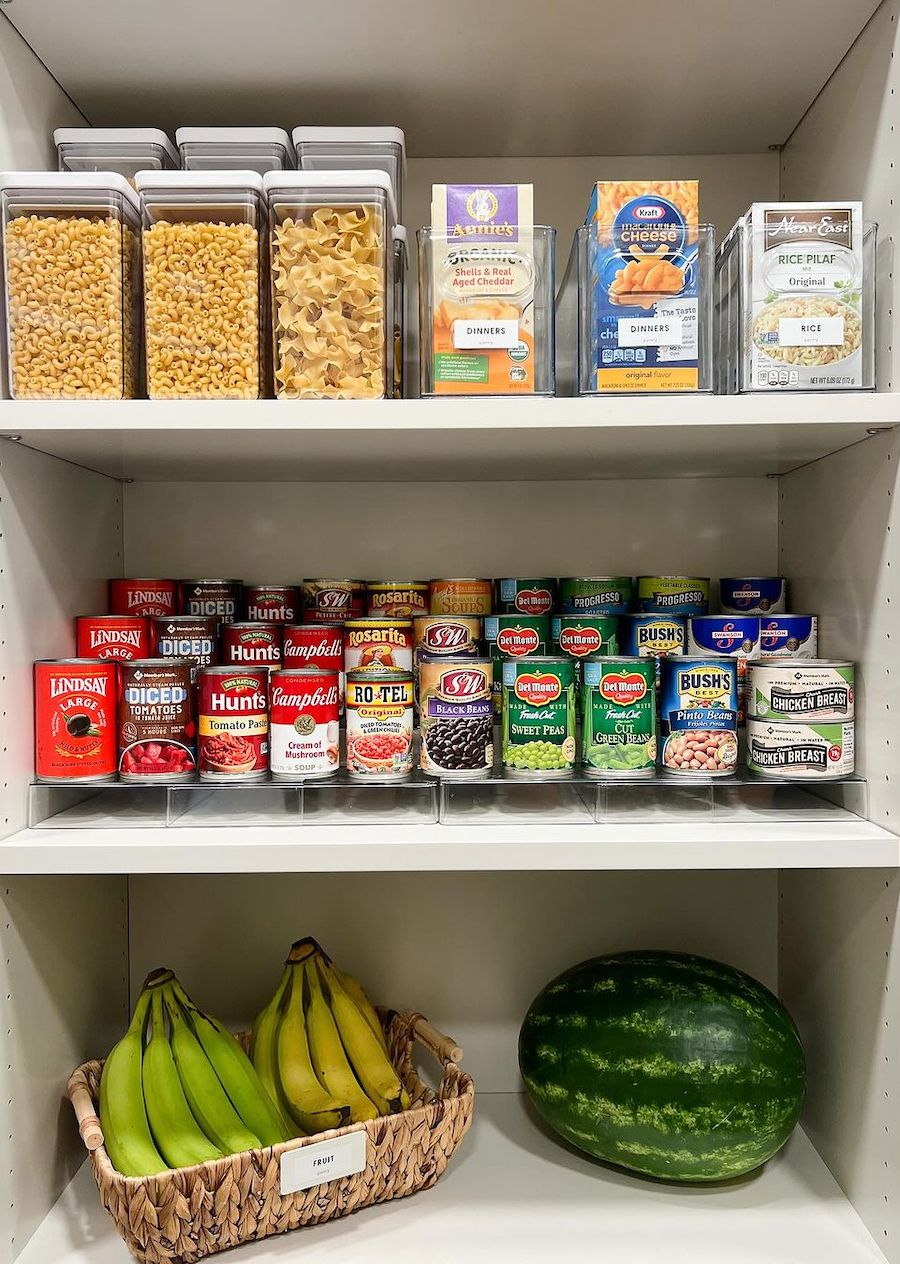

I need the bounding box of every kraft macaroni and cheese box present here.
[586,180,701,392]
[429,184,536,394]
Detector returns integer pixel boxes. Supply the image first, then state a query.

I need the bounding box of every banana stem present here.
[286,938,322,965]
[143,967,174,991]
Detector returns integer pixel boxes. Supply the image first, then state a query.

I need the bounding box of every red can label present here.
[118,661,196,781]
[198,668,269,780]
[34,660,117,781]
[221,622,283,667]
[303,579,366,623]
[76,615,149,661]
[283,623,343,670]
[109,579,176,618]
[244,584,301,623]
[150,616,219,679]
[180,580,242,623]
[270,669,340,778]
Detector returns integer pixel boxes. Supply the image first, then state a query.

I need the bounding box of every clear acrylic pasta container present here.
[0,172,141,399]
[55,128,179,179]
[135,170,266,399]
[556,222,715,395]
[392,224,408,398]
[292,127,405,224]
[417,225,556,397]
[176,128,294,174]
[264,170,396,400]
[715,207,876,392]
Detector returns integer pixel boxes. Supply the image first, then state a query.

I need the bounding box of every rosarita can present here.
[34,659,117,782]
[269,668,340,780]
[197,666,269,781]
[501,656,576,777]
[581,657,657,778]
[345,669,414,781]
[495,578,557,617]
[419,657,494,779]
[559,577,632,616]
[366,581,429,618]
[659,657,738,776]
[344,618,414,673]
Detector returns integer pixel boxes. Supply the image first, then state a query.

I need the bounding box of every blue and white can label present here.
[759,615,818,659]
[720,577,786,615]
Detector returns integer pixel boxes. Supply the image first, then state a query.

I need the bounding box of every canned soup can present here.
[720,577,786,615]
[659,656,738,777]
[345,669,414,781]
[367,581,429,618]
[76,614,149,661]
[501,656,576,777]
[746,719,854,779]
[197,666,269,782]
[495,578,557,617]
[749,660,855,722]
[117,659,196,782]
[269,668,340,780]
[637,576,710,616]
[581,657,656,778]
[559,577,632,616]
[760,615,818,659]
[419,657,494,779]
[429,578,492,617]
[34,659,117,782]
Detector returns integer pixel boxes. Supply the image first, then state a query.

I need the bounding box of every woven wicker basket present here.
[67,1009,474,1264]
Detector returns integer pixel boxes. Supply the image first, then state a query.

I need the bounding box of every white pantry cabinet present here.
[0,3,899,1264]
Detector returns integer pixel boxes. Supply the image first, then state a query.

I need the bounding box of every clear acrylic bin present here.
[264,170,396,399]
[417,225,556,397]
[55,128,178,179]
[292,127,405,224]
[177,128,294,174]
[135,170,266,399]
[556,222,715,395]
[0,172,141,399]
[715,209,876,392]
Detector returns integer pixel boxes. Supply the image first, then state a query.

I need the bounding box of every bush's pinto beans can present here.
[659,657,738,777]
[345,669,414,781]
[581,657,656,778]
[495,578,557,617]
[303,579,366,624]
[637,576,710,616]
[687,616,761,725]
[419,657,493,779]
[221,622,283,669]
[197,666,269,782]
[559,577,632,616]
[283,623,344,711]
[150,616,219,681]
[117,660,195,782]
[179,580,242,623]
[367,582,429,618]
[243,584,301,623]
[429,578,492,617]
[484,615,550,716]
[746,719,854,779]
[344,619,413,674]
[749,660,855,723]
[76,615,149,661]
[760,615,818,659]
[501,657,577,777]
[269,668,340,780]
[720,577,786,615]
[34,659,117,782]
[109,578,176,618]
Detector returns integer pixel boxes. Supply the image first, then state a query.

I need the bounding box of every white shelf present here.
[16,1095,888,1264]
[0,394,895,482]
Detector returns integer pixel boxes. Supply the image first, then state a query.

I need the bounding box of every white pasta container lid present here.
[133,169,265,195]
[263,168,397,222]
[292,126,406,174]
[0,170,141,213]
[177,126,292,149]
[54,128,179,166]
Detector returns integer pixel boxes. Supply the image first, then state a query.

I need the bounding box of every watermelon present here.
[518,950,805,1182]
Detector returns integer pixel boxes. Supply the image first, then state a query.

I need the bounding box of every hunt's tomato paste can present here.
[269,668,340,780]
[283,622,344,710]
[197,666,269,781]
[149,615,219,680]
[344,618,414,674]
[76,615,149,661]
[34,659,117,782]
[302,579,366,623]
[117,660,196,782]
[109,578,176,618]
[221,622,283,669]
[179,579,242,623]
[243,584,301,623]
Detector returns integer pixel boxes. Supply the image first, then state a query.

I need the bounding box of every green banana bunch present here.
[317,957,405,1114]
[249,965,299,1138]
[304,959,379,1123]
[276,962,350,1134]
[99,982,169,1177]
[143,986,223,1169]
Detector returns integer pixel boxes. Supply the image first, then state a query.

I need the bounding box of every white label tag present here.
[617,316,684,348]
[778,316,844,347]
[279,1131,367,1195]
[453,318,519,349]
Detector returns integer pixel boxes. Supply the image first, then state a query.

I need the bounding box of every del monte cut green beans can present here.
[502,656,576,777]
[581,657,657,778]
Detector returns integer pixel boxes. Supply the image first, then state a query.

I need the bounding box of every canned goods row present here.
[744,659,856,780]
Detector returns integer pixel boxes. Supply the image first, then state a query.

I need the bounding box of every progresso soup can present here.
[637,576,710,616]
[760,615,818,659]
[484,614,550,716]
[501,656,576,777]
[581,657,656,778]
[720,577,786,615]
[559,577,632,616]
[495,578,557,617]
[659,656,738,777]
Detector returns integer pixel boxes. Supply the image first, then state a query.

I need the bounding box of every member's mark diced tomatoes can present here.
[76,614,149,661]
[117,660,196,782]
[243,584,301,623]
[34,659,117,782]
[197,666,269,781]
[269,668,340,780]
[149,615,219,680]
[109,578,176,618]
[179,579,243,623]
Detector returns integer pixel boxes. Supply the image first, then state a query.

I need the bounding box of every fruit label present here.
[270,671,340,778]
[419,659,493,778]
[582,658,657,777]
[280,1130,367,1195]
[501,658,576,776]
[118,662,196,781]
[34,662,117,780]
[345,672,414,779]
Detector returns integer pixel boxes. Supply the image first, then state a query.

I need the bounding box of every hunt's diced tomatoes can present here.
[109,578,176,618]
[34,659,117,782]
[269,668,340,780]
[76,615,149,661]
[197,666,269,781]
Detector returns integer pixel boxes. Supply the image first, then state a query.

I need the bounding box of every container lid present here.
[133,169,265,194]
[392,224,407,242]
[176,126,293,153]
[292,125,406,167]
[0,170,140,213]
[54,127,179,165]
[263,168,397,221]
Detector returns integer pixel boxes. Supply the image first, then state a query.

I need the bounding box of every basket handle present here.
[409,1013,463,1065]
[67,1065,105,1152]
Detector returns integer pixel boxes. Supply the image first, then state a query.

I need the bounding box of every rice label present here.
[778,316,844,347]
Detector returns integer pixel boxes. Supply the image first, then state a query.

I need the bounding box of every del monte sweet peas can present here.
[502,656,576,777]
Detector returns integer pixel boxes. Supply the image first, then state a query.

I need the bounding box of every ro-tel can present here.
[117,660,195,782]
[495,578,558,617]
[109,578,176,618]
[419,657,494,779]
[34,659,116,782]
[552,616,620,685]
[687,616,761,724]
[303,579,366,624]
[197,666,269,782]
[283,622,344,711]
[501,656,577,777]
[746,719,854,779]
[367,581,429,618]
[345,668,414,781]
[720,577,786,616]
[749,660,855,723]
[269,668,340,780]
[581,657,657,778]
[76,614,149,661]
[221,622,283,669]
[429,578,493,617]
[150,615,219,681]
[344,618,414,674]
[620,614,687,681]
[760,615,818,659]
[559,577,632,616]
[243,584,301,623]
[179,579,242,623]
[637,576,710,616]
[484,614,551,717]
[659,656,739,777]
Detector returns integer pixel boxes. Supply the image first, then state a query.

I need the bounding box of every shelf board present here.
[16,1095,887,1264]
[1,394,896,482]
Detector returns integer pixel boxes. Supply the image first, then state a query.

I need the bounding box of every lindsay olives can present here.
[659,657,739,776]
[637,576,710,616]
[366,582,429,618]
[345,669,414,780]
[746,719,854,779]
[34,659,117,782]
[559,577,632,616]
[760,615,818,659]
[419,657,494,779]
[429,578,492,617]
[720,577,786,616]
[581,657,656,778]
[484,614,550,716]
[502,656,576,777]
[495,578,557,617]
